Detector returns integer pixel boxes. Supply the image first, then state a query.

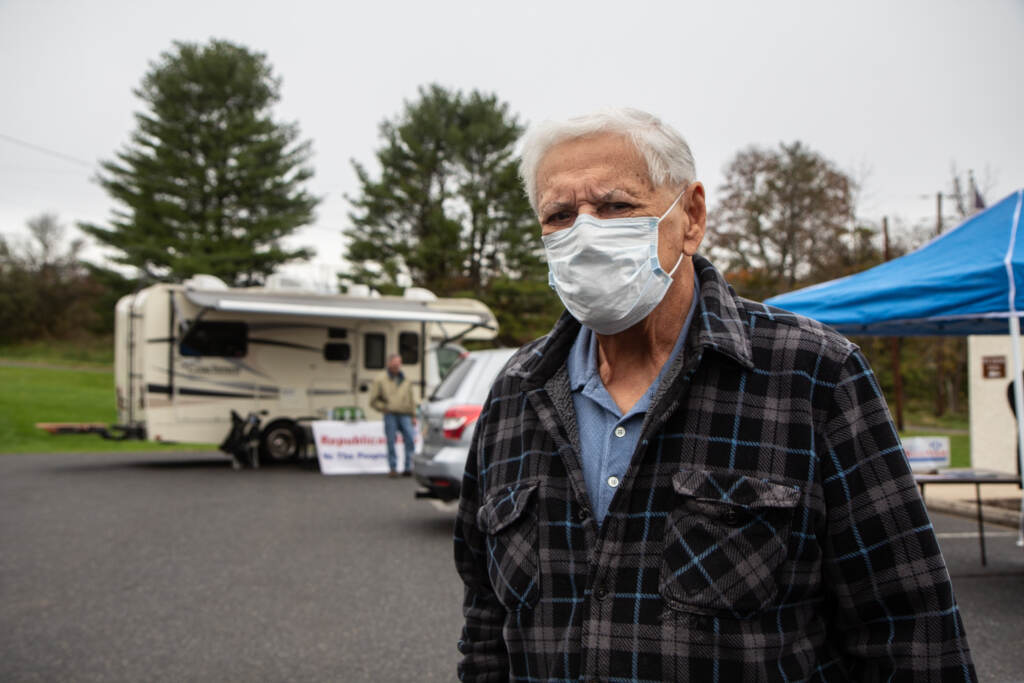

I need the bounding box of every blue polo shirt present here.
[566,280,699,525]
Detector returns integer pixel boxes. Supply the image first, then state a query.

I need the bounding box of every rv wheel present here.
[259,421,303,464]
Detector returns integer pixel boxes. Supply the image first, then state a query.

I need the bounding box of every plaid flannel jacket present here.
[454,255,975,682]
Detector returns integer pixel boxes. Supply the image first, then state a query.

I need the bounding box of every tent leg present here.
[1009,316,1024,548]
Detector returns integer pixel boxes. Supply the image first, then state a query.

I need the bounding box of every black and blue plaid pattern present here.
[455,255,976,682]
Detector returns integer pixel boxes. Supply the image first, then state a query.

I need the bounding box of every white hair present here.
[518,107,697,215]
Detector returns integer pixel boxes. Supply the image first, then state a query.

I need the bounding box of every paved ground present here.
[929,513,1024,683]
[2,451,1023,682]
[1,452,464,682]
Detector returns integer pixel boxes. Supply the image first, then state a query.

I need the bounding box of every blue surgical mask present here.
[542,190,686,335]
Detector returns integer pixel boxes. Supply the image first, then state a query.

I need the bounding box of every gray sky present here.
[2,0,1022,284]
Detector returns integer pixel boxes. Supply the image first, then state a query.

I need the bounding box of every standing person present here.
[370,353,417,477]
[454,107,975,681]
[1006,375,1023,486]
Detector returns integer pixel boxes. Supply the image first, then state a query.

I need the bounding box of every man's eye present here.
[545,211,574,225]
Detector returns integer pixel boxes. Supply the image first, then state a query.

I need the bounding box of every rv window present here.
[328,327,347,339]
[364,333,386,369]
[179,321,248,357]
[324,343,351,362]
[399,332,419,365]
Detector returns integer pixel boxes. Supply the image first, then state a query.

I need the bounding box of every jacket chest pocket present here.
[476,480,541,611]
[659,469,801,618]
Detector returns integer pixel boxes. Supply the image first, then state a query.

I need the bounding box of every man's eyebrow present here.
[540,189,639,216]
[598,189,639,202]
[539,199,574,216]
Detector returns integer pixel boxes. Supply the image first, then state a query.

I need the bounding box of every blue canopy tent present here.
[765,189,1024,543]
[764,190,1024,336]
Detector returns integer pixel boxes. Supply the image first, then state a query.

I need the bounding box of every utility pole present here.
[934,191,947,416]
[884,216,905,431]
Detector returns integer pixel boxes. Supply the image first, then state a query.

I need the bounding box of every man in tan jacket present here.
[370,353,418,477]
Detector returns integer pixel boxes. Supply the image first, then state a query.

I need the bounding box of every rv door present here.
[355,327,389,419]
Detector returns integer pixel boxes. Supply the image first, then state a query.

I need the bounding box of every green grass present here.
[0,337,114,367]
[900,430,970,469]
[902,409,969,432]
[0,339,977,463]
[0,365,215,454]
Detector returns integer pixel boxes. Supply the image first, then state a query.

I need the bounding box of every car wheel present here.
[260,420,302,464]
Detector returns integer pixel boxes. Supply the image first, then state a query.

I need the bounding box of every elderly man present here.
[370,352,417,477]
[454,108,975,681]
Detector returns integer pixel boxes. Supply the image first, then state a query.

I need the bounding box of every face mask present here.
[542,190,686,335]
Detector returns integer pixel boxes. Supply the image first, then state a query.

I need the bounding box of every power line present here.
[0,166,89,175]
[0,133,95,169]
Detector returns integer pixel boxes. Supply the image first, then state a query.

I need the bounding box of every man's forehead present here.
[539,134,642,171]
[537,135,650,192]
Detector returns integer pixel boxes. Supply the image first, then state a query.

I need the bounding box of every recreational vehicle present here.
[112,276,497,464]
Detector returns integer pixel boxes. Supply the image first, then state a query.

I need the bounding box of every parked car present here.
[413,347,518,501]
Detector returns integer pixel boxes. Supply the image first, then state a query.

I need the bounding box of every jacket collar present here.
[690,254,754,370]
[513,254,754,389]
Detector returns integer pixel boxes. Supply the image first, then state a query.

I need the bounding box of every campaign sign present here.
[311,420,420,475]
[902,436,951,472]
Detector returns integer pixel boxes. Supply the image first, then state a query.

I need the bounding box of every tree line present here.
[0,214,133,344]
[1,38,973,418]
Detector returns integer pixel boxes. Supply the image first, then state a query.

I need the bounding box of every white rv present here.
[112,276,497,463]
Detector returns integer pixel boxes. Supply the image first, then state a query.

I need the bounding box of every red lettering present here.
[318,434,388,447]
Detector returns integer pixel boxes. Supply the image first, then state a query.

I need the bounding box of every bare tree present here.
[0,213,102,342]
[23,213,84,270]
[706,141,858,300]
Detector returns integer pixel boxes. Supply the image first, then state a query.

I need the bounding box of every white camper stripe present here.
[213,298,488,325]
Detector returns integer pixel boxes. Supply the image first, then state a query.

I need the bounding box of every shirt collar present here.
[566,327,597,393]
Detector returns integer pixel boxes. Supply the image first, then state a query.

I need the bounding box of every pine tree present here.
[345,84,560,344]
[344,84,542,297]
[80,40,319,285]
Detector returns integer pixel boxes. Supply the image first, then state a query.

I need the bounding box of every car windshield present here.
[434,345,465,379]
[430,356,475,401]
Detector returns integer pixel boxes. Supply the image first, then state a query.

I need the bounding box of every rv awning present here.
[184,290,494,327]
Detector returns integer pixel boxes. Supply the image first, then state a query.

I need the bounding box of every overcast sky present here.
[1,0,1022,285]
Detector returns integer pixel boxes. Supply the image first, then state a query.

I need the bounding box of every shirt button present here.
[613,426,626,438]
[594,586,609,600]
[607,476,619,489]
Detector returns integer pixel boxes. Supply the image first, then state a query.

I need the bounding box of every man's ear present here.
[682,182,706,255]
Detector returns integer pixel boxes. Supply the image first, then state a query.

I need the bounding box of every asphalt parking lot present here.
[2,451,1023,682]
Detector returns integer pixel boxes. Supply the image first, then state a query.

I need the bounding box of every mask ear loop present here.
[666,251,685,278]
[658,188,687,221]
[657,188,688,277]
